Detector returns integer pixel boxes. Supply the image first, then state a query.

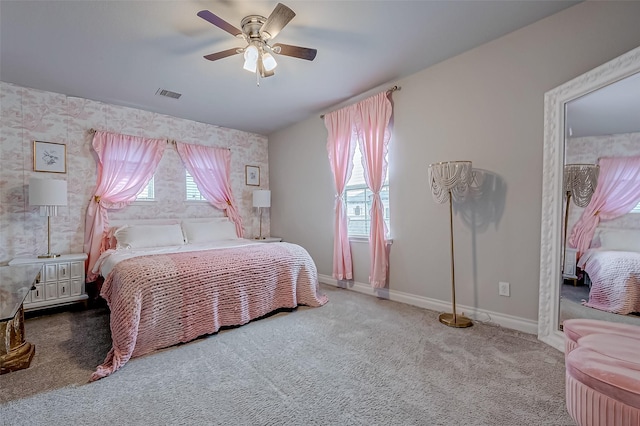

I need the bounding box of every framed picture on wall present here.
[33,141,66,173]
[245,165,260,186]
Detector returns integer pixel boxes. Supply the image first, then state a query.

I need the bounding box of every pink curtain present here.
[569,156,640,255]
[84,131,166,282]
[176,142,244,237]
[354,92,392,288]
[325,106,358,280]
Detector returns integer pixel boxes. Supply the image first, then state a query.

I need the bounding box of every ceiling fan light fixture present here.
[198,4,317,83]
[243,45,259,73]
[262,52,277,72]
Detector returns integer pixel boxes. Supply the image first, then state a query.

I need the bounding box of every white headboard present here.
[109,217,229,228]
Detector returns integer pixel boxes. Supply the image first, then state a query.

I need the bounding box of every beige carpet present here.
[0,285,573,425]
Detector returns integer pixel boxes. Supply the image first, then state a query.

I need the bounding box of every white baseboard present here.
[318,274,538,335]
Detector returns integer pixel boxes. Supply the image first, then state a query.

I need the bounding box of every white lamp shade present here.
[253,190,271,208]
[564,163,599,207]
[262,52,277,72]
[243,45,259,73]
[428,161,473,204]
[29,178,68,206]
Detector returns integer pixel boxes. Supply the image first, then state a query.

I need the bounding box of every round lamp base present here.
[438,313,473,328]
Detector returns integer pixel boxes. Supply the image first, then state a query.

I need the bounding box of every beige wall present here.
[268,2,640,324]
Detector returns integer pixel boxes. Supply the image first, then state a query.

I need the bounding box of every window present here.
[344,148,390,237]
[631,202,640,213]
[135,176,155,200]
[186,171,206,201]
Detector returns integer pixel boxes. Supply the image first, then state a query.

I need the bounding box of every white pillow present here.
[114,223,185,249]
[182,220,238,243]
[598,228,640,252]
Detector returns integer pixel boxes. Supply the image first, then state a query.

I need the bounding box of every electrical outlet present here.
[499,281,510,297]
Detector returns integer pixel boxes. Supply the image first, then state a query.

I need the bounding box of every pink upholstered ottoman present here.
[563,319,640,354]
[563,319,640,426]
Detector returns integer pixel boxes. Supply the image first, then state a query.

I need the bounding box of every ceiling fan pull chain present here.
[256,70,260,87]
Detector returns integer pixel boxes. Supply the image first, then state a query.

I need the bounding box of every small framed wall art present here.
[33,141,66,173]
[245,165,260,186]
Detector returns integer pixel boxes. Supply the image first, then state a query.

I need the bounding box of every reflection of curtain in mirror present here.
[569,156,640,255]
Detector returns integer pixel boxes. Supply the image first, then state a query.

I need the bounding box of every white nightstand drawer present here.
[71,278,83,296]
[45,264,58,282]
[45,282,58,300]
[58,280,71,298]
[58,262,71,280]
[71,261,84,279]
[30,284,45,303]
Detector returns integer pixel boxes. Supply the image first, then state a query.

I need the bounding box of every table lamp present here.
[253,189,271,239]
[29,178,67,258]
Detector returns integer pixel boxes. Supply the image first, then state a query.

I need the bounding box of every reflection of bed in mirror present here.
[577,228,640,315]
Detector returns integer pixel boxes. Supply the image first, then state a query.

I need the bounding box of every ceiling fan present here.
[197,3,317,83]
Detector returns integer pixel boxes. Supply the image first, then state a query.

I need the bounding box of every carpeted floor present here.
[0,284,574,425]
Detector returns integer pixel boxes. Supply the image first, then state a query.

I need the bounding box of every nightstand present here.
[9,253,88,311]
[563,247,578,285]
[254,237,282,243]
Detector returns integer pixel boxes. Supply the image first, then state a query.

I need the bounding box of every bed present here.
[577,228,640,315]
[90,219,328,381]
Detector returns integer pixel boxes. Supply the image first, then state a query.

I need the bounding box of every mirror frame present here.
[538,46,640,351]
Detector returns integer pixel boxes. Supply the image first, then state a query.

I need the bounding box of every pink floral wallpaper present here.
[565,132,640,234]
[0,82,269,263]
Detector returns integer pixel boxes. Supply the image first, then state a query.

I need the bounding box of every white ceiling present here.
[1,0,581,136]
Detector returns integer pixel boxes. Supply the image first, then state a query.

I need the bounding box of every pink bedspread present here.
[579,249,640,315]
[91,242,327,381]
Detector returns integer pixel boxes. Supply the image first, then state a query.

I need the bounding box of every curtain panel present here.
[324,106,358,280]
[175,142,244,237]
[83,131,166,282]
[569,156,640,255]
[354,92,392,288]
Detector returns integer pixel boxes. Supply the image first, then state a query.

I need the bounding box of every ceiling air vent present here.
[155,88,182,99]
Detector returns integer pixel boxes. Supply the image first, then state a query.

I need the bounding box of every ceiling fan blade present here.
[260,3,295,40]
[197,10,242,37]
[272,43,317,61]
[203,48,241,62]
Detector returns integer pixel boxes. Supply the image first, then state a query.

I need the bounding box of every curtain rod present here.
[319,85,400,119]
[88,129,230,150]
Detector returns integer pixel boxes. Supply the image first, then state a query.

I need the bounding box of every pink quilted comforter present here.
[579,249,640,315]
[91,242,327,381]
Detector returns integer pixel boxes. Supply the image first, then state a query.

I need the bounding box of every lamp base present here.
[38,253,60,259]
[438,313,473,328]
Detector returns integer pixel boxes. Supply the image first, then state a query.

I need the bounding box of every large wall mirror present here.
[538,46,640,351]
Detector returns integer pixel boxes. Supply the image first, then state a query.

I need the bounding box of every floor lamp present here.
[428,161,473,328]
[253,189,271,239]
[562,164,599,272]
[29,178,68,258]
